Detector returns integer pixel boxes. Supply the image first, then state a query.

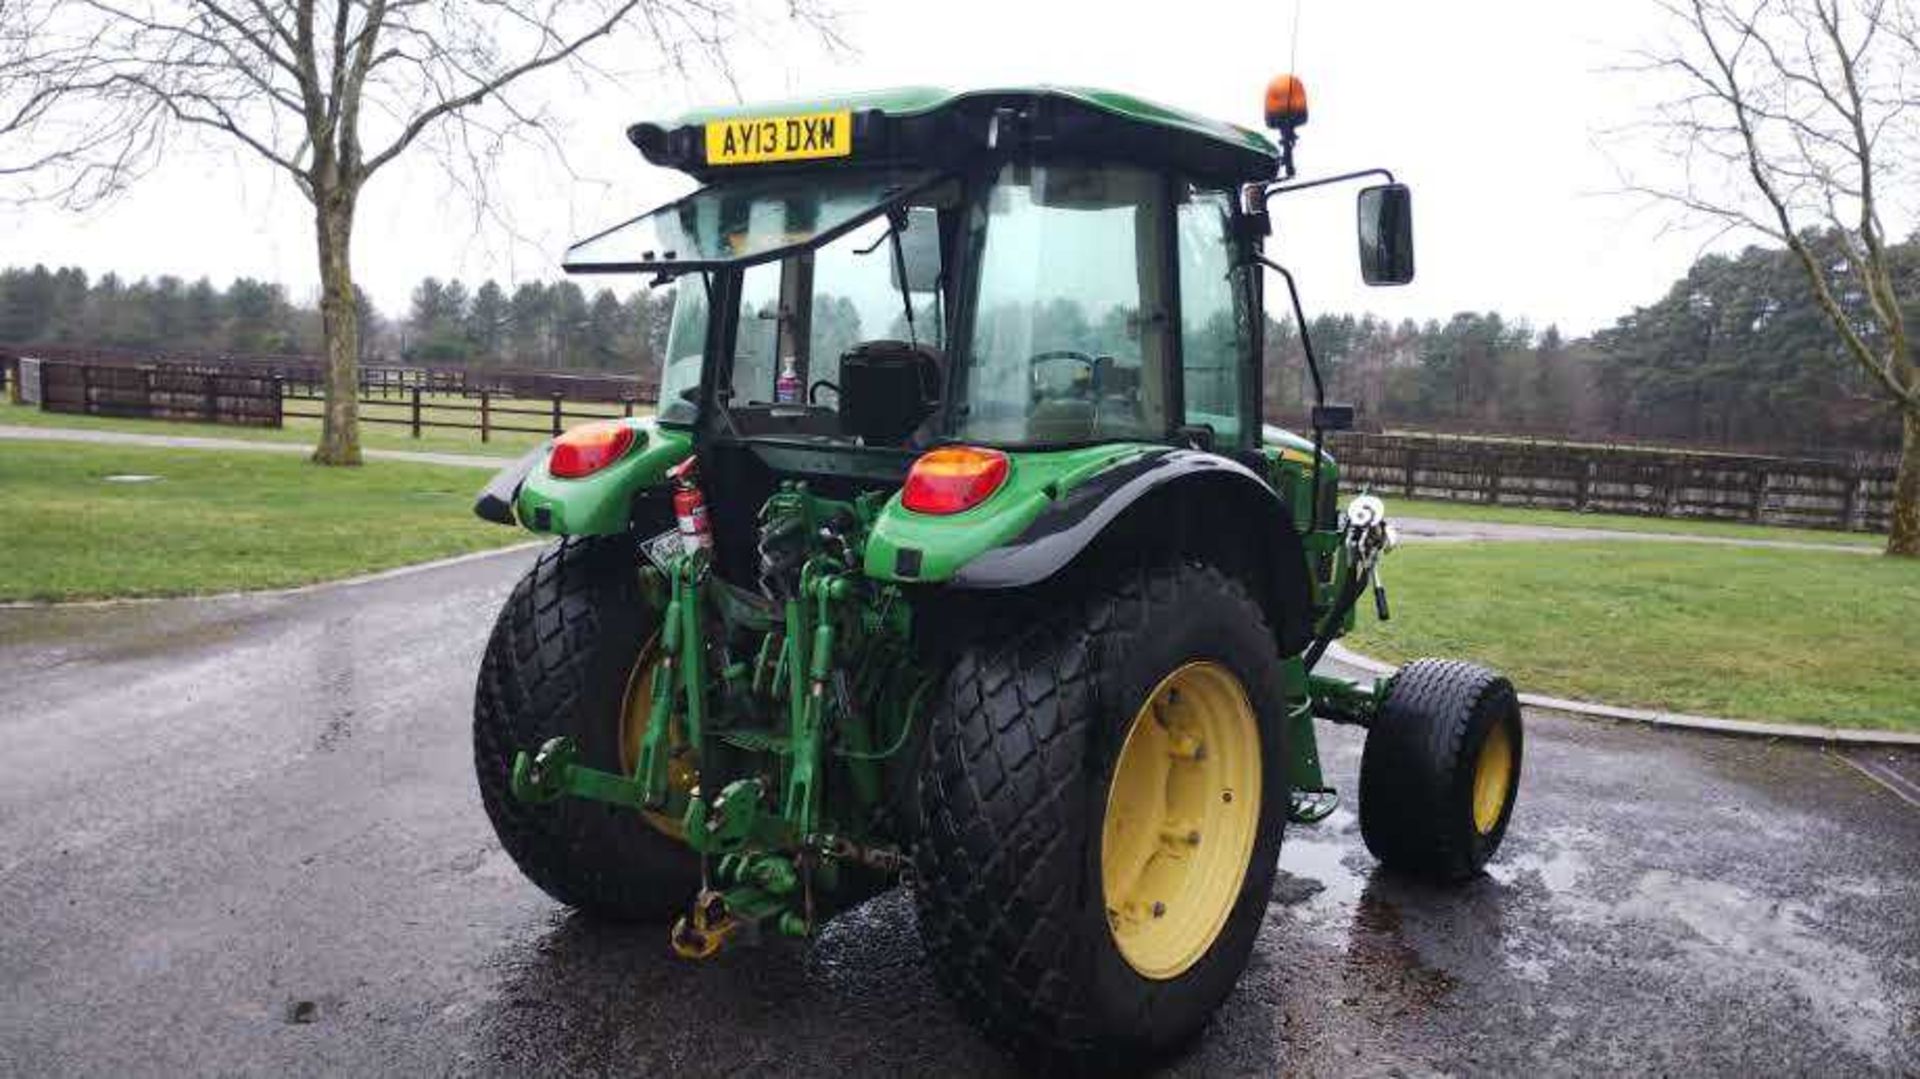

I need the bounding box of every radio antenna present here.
[1288,0,1303,76]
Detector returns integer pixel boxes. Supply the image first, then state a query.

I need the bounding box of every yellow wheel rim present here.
[1101,661,1262,981]
[617,633,696,838]
[1471,719,1515,835]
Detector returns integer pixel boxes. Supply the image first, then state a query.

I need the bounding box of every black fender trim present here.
[952,448,1313,650]
[472,441,552,525]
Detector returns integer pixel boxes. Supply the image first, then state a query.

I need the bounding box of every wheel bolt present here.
[1151,902,1166,918]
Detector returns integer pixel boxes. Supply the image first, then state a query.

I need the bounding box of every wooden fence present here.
[21,358,644,440]
[0,343,657,404]
[278,383,642,441]
[1331,432,1895,533]
[1,344,1898,534]
[37,360,283,426]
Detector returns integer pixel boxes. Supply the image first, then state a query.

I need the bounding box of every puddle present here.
[1270,819,1463,1017]
[1618,870,1897,1063]
[1482,827,1602,984]
[1271,816,1371,950]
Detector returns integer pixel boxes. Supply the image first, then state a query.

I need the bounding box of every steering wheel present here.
[1029,349,1099,398]
[808,379,840,405]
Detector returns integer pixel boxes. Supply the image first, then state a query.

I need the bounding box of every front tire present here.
[473,536,697,920]
[1358,658,1523,881]
[913,562,1289,1072]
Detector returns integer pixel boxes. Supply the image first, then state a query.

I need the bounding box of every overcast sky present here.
[3,1,1729,336]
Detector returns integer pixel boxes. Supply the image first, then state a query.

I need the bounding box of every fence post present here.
[551,392,563,436]
[411,384,422,439]
[79,363,92,414]
[1750,466,1767,522]
[1403,445,1417,498]
[623,397,634,419]
[480,390,490,443]
[1840,467,1860,532]
[202,372,217,422]
[1575,458,1593,512]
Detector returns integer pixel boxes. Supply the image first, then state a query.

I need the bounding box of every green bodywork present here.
[515,418,690,535]
[863,443,1152,582]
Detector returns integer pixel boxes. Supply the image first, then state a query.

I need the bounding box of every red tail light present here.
[902,446,1010,515]
[550,421,637,478]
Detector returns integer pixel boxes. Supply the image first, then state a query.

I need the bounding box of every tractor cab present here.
[555,84,1412,588]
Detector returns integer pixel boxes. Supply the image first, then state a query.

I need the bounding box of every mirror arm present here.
[1246,167,1399,214]
[1254,253,1332,533]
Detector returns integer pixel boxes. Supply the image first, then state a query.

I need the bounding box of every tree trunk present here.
[1888,407,1920,557]
[312,186,362,466]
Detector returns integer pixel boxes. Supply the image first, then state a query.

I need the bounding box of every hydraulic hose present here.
[1301,566,1372,672]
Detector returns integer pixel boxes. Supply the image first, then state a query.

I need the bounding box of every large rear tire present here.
[913,562,1289,1073]
[473,536,697,920]
[1358,658,1523,881]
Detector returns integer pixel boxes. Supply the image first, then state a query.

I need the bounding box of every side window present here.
[656,282,706,422]
[730,261,782,404]
[1177,189,1247,446]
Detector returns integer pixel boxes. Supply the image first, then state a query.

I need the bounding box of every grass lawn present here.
[0,441,531,601]
[1,396,650,458]
[1386,495,1885,548]
[1346,541,1920,731]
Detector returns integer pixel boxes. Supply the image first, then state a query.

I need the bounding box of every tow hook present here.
[670,889,742,960]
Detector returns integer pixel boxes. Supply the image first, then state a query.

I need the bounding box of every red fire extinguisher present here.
[667,456,713,556]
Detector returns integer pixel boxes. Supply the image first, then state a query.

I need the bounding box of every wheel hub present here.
[1100,661,1262,981]
[1471,719,1515,835]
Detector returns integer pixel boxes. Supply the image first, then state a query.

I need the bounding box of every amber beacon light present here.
[1264,74,1309,131]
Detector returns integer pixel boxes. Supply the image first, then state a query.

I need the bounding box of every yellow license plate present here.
[705,111,852,165]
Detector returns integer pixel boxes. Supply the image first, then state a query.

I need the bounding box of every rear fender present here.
[862,443,1153,583]
[472,418,692,536]
[866,446,1314,654]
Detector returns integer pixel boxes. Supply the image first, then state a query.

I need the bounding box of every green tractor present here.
[470,76,1523,1070]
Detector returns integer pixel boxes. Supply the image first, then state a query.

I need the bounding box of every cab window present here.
[1177,187,1249,446]
[726,202,949,416]
[955,162,1171,444]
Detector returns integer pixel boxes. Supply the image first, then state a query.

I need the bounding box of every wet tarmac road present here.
[2,547,1916,1077]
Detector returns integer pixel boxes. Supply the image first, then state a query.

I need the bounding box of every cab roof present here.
[628,85,1281,186]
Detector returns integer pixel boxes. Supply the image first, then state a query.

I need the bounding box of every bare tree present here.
[1627,0,1920,555]
[0,1,835,464]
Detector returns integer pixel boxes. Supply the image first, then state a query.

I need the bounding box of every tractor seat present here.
[837,340,942,445]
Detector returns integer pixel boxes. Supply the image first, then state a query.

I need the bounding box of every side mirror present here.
[889,207,942,293]
[1357,183,1414,286]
